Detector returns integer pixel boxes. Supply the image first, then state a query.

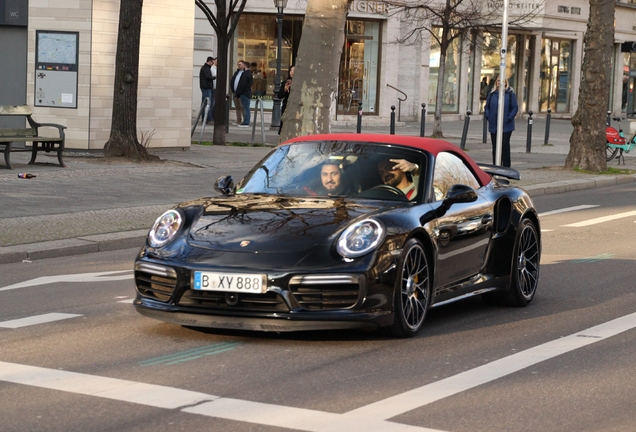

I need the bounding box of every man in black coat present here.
[199,56,216,124]
[230,60,253,127]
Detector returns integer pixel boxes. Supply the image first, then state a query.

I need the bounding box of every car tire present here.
[389,238,431,337]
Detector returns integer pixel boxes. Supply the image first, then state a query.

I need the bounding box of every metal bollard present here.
[544,108,552,145]
[390,105,396,135]
[356,102,363,133]
[526,111,533,153]
[482,111,488,144]
[420,103,426,137]
[607,110,612,126]
[225,94,230,133]
[460,110,471,150]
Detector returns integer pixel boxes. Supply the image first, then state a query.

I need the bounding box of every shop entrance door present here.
[337,20,380,115]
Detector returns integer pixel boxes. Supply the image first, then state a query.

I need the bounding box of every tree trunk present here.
[565,0,614,171]
[104,0,154,161]
[432,50,447,138]
[279,0,352,141]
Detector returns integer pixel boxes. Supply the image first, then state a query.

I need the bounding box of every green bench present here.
[0,105,67,169]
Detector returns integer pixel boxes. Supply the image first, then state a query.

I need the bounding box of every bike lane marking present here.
[2,313,636,431]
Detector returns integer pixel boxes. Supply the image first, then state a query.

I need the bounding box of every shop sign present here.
[349,1,389,16]
[486,2,542,12]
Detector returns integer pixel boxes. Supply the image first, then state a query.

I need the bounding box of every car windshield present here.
[236,141,427,201]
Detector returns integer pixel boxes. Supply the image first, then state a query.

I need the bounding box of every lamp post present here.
[270,0,288,129]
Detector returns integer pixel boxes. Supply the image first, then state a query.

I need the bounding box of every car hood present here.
[179,194,390,253]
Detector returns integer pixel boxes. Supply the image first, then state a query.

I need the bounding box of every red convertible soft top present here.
[283,133,493,186]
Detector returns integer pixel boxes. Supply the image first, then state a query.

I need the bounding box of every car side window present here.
[432,152,481,201]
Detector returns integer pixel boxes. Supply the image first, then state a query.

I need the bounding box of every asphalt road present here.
[1,182,635,432]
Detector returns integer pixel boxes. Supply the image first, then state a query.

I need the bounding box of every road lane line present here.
[0,361,439,432]
[345,312,636,421]
[0,271,133,292]
[563,210,636,227]
[0,361,218,409]
[3,314,636,431]
[538,205,599,217]
[0,313,82,329]
[184,398,439,432]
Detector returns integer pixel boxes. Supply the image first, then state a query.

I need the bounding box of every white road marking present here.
[0,361,439,432]
[2,313,636,431]
[563,210,636,227]
[540,229,554,232]
[0,271,133,292]
[0,313,82,329]
[346,312,636,421]
[538,205,599,217]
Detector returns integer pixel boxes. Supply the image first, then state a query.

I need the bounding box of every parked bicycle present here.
[606,116,636,164]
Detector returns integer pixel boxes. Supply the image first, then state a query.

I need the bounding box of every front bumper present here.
[134,297,392,332]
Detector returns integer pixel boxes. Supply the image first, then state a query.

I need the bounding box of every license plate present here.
[193,271,267,293]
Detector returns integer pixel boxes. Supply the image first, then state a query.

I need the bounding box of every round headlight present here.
[337,219,385,258]
[148,209,183,247]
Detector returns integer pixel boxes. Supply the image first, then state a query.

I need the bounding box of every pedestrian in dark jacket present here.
[199,56,216,124]
[230,61,253,127]
[484,75,518,167]
[277,65,295,134]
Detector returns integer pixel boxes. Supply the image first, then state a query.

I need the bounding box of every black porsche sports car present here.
[133,134,540,337]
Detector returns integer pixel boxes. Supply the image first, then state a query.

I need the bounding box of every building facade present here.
[3,1,636,150]
[1,0,194,150]
[194,0,636,125]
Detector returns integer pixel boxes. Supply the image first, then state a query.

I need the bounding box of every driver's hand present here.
[389,159,419,173]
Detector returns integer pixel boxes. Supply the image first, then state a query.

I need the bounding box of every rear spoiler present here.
[477,163,520,181]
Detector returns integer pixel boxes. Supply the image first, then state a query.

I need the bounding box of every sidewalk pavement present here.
[1,116,634,264]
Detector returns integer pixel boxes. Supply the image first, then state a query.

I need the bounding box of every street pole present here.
[270,5,285,129]
[495,0,509,166]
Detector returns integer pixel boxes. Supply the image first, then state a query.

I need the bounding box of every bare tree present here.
[565,0,614,172]
[196,0,248,146]
[278,0,353,141]
[104,0,156,161]
[384,0,542,137]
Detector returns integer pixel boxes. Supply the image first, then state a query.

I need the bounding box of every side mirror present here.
[437,184,478,215]
[214,176,235,196]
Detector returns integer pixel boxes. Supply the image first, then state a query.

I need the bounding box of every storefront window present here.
[234,15,380,114]
[429,28,462,113]
[234,14,302,109]
[337,20,381,115]
[619,51,636,115]
[539,38,572,113]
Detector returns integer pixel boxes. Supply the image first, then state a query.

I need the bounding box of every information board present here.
[35,31,78,108]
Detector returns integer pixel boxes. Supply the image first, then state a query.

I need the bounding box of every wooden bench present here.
[0,105,67,169]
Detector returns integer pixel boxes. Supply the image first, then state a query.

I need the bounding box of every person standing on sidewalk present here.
[277,64,295,134]
[230,61,253,127]
[230,61,244,125]
[484,75,518,167]
[199,56,216,124]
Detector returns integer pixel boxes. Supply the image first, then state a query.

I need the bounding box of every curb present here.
[0,230,148,264]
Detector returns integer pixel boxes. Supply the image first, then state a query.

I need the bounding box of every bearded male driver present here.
[317,162,347,195]
[377,158,420,200]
